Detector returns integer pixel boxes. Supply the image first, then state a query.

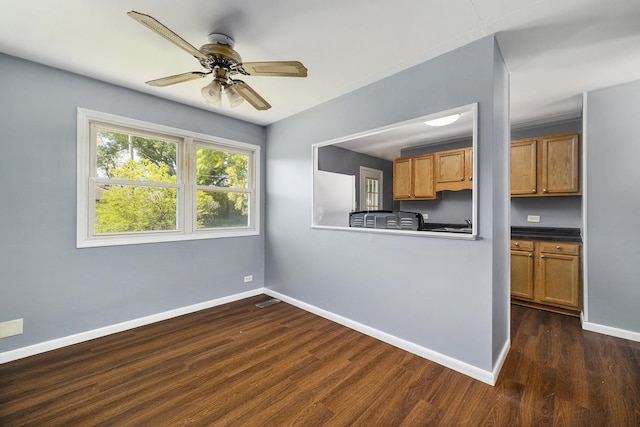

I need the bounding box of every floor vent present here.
[255,298,281,308]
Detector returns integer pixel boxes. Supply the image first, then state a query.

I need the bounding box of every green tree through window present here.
[196,146,250,229]
[93,129,251,234]
[95,159,178,233]
[95,130,178,233]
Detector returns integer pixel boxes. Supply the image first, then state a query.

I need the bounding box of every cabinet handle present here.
[541,255,545,259]
[531,189,536,193]
[556,245,561,250]
[543,188,547,193]
[460,177,464,181]
[469,176,473,180]
[528,253,533,257]
[514,242,519,246]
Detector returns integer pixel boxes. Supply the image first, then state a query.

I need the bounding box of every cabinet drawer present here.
[511,240,534,251]
[538,241,580,255]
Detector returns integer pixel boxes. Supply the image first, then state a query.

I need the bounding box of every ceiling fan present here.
[127,11,308,111]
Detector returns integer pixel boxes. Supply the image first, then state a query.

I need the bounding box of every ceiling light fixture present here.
[425,114,461,127]
[225,84,245,108]
[201,80,222,107]
[201,78,247,108]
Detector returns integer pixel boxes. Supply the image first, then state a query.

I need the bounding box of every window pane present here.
[196,190,249,228]
[196,146,248,188]
[94,184,178,233]
[96,130,177,183]
[365,177,379,210]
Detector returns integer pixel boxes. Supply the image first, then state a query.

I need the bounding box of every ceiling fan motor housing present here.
[207,33,234,47]
[199,43,244,74]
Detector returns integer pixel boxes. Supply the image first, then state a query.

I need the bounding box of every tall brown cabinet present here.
[510,131,582,317]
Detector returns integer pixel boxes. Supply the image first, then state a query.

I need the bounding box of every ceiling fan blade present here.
[232,80,272,110]
[241,61,308,77]
[127,11,208,61]
[146,71,209,87]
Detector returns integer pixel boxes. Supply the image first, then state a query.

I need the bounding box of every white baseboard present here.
[581,315,640,343]
[0,288,263,364]
[264,289,501,385]
[492,339,510,383]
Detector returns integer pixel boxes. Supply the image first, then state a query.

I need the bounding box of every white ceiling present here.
[1,0,639,128]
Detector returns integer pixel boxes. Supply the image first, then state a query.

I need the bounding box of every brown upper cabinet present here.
[393,154,437,200]
[511,132,580,197]
[394,146,472,200]
[435,147,473,192]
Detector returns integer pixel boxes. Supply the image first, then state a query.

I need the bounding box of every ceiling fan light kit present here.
[201,80,222,106]
[225,84,245,108]
[127,11,307,111]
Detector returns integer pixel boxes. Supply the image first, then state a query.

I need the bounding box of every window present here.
[359,167,383,210]
[77,109,260,247]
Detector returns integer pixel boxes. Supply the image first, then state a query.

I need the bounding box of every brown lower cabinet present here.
[511,239,582,316]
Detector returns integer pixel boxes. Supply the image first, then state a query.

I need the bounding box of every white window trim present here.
[77,108,260,248]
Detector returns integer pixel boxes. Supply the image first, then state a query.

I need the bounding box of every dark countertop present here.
[511,226,582,242]
[421,222,470,231]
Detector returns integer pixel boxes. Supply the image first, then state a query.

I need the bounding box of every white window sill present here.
[77,228,259,248]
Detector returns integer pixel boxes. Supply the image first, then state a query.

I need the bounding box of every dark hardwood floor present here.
[1,295,639,426]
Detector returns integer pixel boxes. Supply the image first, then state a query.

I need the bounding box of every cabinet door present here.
[537,253,580,308]
[413,155,435,199]
[511,250,535,300]
[510,139,537,195]
[436,150,465,183]
[393,157,412,199]
[464,147,473,184]
[541,133,580,195]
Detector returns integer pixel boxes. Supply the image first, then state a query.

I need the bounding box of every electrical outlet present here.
[527,215,541,223]
[244,275,253,283]
[0,319,23,338]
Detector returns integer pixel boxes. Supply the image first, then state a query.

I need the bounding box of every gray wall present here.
[511,118,581,140]
[400,139,473,224]
[510,119,583,228]
[265,36,510,373]
[317,145,396,210]
[401,192,472,225]
[584,80,640,333]
[0,54,265,352]
[511,197,582,228]
[491,40,510,365]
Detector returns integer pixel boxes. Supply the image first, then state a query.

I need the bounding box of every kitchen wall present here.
[584,80,640,336]
[317,145,396,210]
[0,53,265,354]
[510,119,583,228]
[265,35,510,380]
